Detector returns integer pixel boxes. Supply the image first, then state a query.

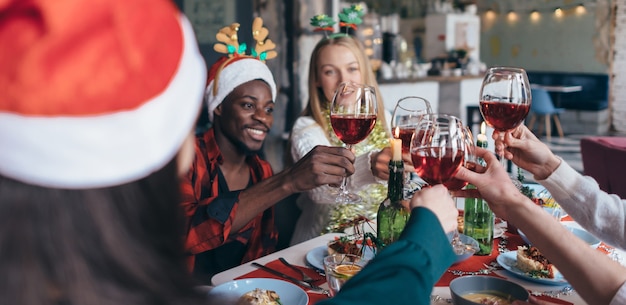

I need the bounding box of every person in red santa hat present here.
[0,0,211,304]
[179,18,358,283]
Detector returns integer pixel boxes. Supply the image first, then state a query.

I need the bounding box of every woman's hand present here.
[371,147,415,181]
[493,125,561,180]
[370,147,391,181]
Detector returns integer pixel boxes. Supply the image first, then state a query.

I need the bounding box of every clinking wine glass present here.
[391,96,432,198]
[478,67,531,174]
[410,114,468,254]
[443,126,476,192]
[443,126,479,255]
[330,81,378,204]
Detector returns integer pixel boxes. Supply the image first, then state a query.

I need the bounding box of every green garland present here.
[322,108,390,233]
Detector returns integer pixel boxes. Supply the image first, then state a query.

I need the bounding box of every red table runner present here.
[237,228,618,305]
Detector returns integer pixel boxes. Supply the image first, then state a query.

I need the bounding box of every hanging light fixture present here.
[554,7,563,18]
[530,9,540,22]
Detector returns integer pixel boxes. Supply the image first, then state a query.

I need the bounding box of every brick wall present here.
[612,0,626,133]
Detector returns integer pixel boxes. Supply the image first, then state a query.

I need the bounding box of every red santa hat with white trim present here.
[0,0,207,189]
[205,18,278,122]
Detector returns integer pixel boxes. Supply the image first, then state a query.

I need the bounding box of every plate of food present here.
[306,240,376,272]
[496,247,568,286]
[207,278,308,305]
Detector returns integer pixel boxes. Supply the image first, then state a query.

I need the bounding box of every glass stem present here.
[338,144,352,195]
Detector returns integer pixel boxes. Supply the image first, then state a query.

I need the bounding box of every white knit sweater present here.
[538,161,626,304]
[288,113,391,245]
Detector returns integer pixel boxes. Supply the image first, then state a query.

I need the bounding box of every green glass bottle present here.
[377,159,410,248]
[463,135,494,255]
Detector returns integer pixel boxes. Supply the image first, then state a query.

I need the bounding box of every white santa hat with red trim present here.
[205,57,277,122]
[0,0,207,189]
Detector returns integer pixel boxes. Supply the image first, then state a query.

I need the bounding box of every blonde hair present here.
[303,35,389,136]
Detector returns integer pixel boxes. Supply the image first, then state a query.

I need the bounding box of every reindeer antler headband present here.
[205,17,278,122]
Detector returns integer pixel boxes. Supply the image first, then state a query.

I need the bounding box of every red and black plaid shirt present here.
[180,128,278,274]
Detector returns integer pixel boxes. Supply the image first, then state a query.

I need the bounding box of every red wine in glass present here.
[329,81,378,204]
[443,161,477,191]
[330,114,377,144]
[479,100,530,131]
[478,67,531,180]
[410,148,464,185]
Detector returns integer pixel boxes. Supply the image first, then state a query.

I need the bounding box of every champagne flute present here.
[330,81,378,204]
[390,96,432,198]
[478,67,531,170]
[410,114,468,254]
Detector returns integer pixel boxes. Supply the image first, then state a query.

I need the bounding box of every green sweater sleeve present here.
[316,207,455,305]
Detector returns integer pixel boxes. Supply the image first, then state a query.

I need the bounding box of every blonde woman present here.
[289,35,394,244]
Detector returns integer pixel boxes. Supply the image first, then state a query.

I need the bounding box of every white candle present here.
[390,138,402,161]
[477,122,488,147]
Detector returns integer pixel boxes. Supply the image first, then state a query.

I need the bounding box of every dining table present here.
[212,220,624,305]
[530,83,583,108]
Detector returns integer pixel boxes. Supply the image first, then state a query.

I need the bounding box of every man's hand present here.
[410,185,458,234]
[284,145,355,193]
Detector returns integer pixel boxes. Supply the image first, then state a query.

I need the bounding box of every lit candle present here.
[390,137,402,161]
[477,122,488,148]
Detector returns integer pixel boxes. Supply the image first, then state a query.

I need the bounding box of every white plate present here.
[305,245,376,271]
[207,278,308,305]
[496,251,568,286]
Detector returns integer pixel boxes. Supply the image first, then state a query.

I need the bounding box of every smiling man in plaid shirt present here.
[179,24,356,282]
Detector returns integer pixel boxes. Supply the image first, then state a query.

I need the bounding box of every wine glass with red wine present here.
[411,114,469,254]
[390,96,432,198]
[478,67,531,170]
[410,114,465,187]
[330,81,378,203]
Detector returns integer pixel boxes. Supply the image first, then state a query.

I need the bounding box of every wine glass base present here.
[335,192,362,204]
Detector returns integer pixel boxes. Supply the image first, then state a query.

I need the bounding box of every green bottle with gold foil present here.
[377,140,410,248]
[463,132,494,255]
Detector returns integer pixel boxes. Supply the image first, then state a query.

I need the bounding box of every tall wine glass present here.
[443,126,480,254]
[478,67,531,170]
[411,114,468,254]
[330,81,378,204]
[391,96,433,154]
[390,96,432,198]
[410,114,465,186]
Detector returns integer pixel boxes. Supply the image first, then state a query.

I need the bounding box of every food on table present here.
[334,264,362,278]
[516,246,558,279]
[327,235,375,256]
[462,292,515,305]
[457,214,464,233]
[236,288,282,305]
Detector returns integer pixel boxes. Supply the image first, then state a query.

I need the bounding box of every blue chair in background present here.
[528,87,565,141]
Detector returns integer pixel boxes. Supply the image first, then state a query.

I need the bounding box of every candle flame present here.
[394,126,399,138]
[480,122,486,135]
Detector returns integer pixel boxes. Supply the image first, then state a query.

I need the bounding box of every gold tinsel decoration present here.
[322,108,390,234]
